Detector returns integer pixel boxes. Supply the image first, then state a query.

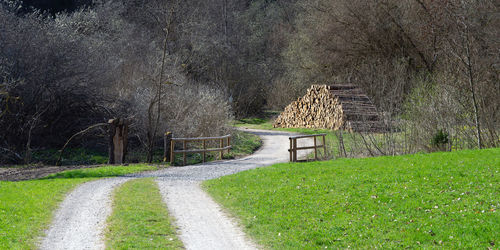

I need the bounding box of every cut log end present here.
[274,84,387,132]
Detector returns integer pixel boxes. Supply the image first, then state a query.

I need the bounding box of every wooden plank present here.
[174,146,232,154]
[289,138,293,162]
[172,134,231,142]
[290,145,321,151]
[289,134,327,139]
[168,134,233,166]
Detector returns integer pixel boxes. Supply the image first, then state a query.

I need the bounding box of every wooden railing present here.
[288,134,327,162]
[170,134,231,166]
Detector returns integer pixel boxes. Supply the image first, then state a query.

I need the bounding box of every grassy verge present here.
[41,164,158,179]
[234,118,274,130]
[0,179,88,249]
[105,178,183,249]
[224,130,262,159]
[204,148,500,249]
[0,164,158,249]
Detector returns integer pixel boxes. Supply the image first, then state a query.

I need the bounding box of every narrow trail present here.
[40,129,312,250]
[157,180,258,250]
[40,178,131,250]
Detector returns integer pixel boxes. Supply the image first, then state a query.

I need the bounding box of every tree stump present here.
[108,118,128,164]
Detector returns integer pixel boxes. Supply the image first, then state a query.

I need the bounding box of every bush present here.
[432,129,449,151]
[0,2,234,164]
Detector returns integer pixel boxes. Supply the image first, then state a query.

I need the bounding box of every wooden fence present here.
[170,134,231,166]
[288,134,327,162]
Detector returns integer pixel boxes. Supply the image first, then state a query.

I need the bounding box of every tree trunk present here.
[108,118,129,164]
[465,39,482,149]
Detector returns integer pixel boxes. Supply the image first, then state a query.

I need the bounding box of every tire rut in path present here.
[148,129,312,250]
[40,178,131,250]
[157,180,258,250]
[40,129,312,250]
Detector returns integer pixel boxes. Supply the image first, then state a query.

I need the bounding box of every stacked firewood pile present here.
[273,85,386,132]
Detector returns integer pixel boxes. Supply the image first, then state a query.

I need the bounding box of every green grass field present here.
[0,164,157,249]
[105,178,183,249]
[204,148,500,249]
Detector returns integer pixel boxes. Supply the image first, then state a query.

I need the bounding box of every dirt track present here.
[0,165,107,181]
[39,129,312,249]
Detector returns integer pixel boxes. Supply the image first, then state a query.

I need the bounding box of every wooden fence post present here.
[314,136,318,160]
[220,138,224,159]
[169,134,232,166]
[164,132,172,162]
[170,139,175,165]
[322,135,327,158]
[202,139,206,163]
[292,138,297,162]
[287,134,327,163]
[183,140,187,166]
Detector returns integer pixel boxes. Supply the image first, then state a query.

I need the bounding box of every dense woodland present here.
[0,0,498,164]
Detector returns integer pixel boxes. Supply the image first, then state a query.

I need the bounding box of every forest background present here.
[0,0,498,164]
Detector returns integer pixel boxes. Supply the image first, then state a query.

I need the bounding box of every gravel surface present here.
[157,180,259,250]
[132,129,312,181]
[141,129,312,250]
[40,178,131,250]
[39,128,312,250]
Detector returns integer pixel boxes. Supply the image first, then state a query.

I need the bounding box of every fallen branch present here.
[56,123,108,166]
[0,147,23,161]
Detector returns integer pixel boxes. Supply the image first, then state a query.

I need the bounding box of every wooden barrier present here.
[169,134,232,166]
[163,132,173,162]
[288,134,327,162]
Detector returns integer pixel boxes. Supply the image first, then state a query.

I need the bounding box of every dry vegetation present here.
[0,0,498,164]
[272,0,499,151]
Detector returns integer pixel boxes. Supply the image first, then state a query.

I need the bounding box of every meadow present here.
[205,147,500,248]
[0,164,157,249]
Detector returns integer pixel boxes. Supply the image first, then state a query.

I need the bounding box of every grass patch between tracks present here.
[0,164,159,249]
[105,178,183,249]
[204,148,500,249]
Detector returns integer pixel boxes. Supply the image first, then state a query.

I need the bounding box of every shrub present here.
[432,129,449,151]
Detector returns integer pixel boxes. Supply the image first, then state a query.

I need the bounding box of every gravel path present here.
[40,128,311,250]
[157,180,258,250]
[137,129,312,250]
[40,178,131,250]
